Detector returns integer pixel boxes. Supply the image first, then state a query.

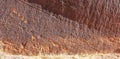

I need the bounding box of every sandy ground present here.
[0,51,120,59]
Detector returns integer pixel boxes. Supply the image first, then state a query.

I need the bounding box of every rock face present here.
[0,0,120,55]
[28,0,120,36]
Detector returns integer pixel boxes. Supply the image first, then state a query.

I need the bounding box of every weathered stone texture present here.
[0,0,120,55]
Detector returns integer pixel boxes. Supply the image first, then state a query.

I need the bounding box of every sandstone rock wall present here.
[0,0,120,55]
[28,0,120,36]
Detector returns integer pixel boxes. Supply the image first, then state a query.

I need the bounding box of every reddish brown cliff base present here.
[0,0,120,55]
